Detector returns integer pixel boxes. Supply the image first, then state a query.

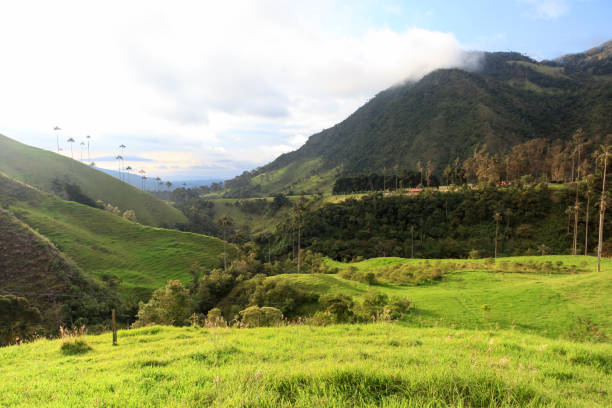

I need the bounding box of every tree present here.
[67,137,75,159]
[416,161,423,186]
[425,161,434,187]
[125,166,133,185]
[239,306,283,327]
[443,165,452,186]
[79,141,85,161]
[293,198,307,274]
[139,169,146,190]
[86,135,91,161]
[122,209,138,222]
[166,181,172,191]
[585,175,593,255]
[53,126,61,153]
[494,212,502,259]
[572,185,580,255]
[217,216,234,270]
[0,295,42,346]
[134,280,192,327]
[596,145,609,272]
[116,155,123,180]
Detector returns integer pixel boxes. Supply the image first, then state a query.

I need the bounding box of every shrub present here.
[239,306,283,327]
[468,249,480,259]
[60,339,92,355]
[122,209,138,222]
[249,280,318,317]
[206,308,225,327]
[306,311,336,326]
[320,294,354,323]
[387,297,412,319]
[358,291,389,320]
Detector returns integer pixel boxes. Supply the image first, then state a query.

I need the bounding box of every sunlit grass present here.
[1,324,609,407]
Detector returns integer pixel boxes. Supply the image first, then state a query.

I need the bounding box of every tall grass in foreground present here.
[0,324,610,407]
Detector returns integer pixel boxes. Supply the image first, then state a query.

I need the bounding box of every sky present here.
[0,0,610,181]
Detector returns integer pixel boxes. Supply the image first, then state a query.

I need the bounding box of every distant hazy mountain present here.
[226,41,612,196]
[97,167,223,190]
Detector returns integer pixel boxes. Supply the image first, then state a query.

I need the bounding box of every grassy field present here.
[0,324,610,407]
[0,134,186,227]
[1,173,231,300]
[260,255,612,340]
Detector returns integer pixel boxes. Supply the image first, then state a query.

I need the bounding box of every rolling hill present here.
[0,134,186,227]
[0,172,233,301]
[0,207,117,328]
[225,41,612,196]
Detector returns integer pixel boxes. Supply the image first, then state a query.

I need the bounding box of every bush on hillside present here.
[122,210,138,222]
[0,295,42,346]
[249,279,319,317]
[320,293,354,323]
[134,280,192,327]
[239,306,283,327]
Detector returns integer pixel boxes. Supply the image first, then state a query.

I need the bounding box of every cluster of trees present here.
[267,182,610,261]
[333,170,439,194]
[450,132,607,186]
[133,248,339,328]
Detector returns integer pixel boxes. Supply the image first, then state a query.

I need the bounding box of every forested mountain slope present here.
[226,42,612,196]
[0,134,186,227]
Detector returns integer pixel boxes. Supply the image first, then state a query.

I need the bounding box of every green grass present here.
[0,134,186,227]
[1,173,231,299]
[1,324,610,407]
[268,255,612,340]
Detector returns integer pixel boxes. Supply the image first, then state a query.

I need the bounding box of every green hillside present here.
[0,134,186,227]
[0,173,232,300]
[219,255,612,340]
[225,42,612,196]
[1,324,610,407]
[0,208,116,328]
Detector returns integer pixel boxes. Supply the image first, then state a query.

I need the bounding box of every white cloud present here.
[0,1,479,178]
[518,0,570,20]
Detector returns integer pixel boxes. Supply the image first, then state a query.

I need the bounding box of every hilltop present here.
[0,134,186,227]
[225,41,612,196]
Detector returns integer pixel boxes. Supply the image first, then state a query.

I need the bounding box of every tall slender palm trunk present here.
[597,150,608,272]
[585,191,590,255]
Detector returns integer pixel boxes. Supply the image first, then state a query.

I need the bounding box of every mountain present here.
[225,42,612,196]
[0,134,186,227]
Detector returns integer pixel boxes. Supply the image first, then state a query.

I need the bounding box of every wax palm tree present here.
[217,216,233,270]
[116,155,123,180]
[139,169,146,190]
[79,141,85,161]
[494,212,502,259]
[125,166,133,185]
[67,138,75,159]
[166,181,172,191]
[119,145,126,180]
[86,135,91,161]
[596,145,610,272]
[293,198,307,273]
[53,126,61,152]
